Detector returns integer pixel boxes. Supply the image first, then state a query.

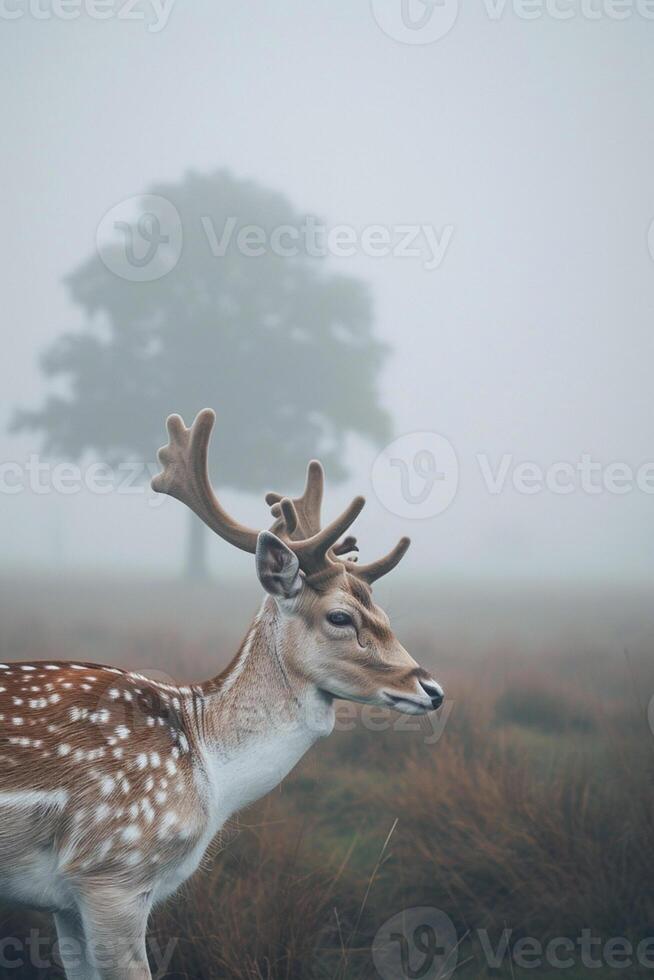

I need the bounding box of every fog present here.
[2,0,653,585]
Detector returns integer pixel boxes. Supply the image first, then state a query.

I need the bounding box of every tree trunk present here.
[185,511,209,581]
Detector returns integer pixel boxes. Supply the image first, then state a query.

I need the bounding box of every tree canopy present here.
[14,170,390,497]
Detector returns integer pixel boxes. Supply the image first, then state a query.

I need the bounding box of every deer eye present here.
[327,611,354,628]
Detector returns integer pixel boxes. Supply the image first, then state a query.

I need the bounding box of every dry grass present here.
[0,577,653,978]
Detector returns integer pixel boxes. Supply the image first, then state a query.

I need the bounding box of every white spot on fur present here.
[158,811,178,838]
[141,799,155,823]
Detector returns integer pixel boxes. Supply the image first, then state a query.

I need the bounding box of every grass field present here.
[0,574,652,979]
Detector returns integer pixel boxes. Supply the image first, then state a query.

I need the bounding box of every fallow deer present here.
[0,409,444,980]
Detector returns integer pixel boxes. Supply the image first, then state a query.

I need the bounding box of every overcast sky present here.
[1,0,653,583]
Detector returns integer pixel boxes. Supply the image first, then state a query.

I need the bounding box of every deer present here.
[0,408,445,980]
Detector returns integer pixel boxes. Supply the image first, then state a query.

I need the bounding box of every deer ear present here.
[256,532,303,599]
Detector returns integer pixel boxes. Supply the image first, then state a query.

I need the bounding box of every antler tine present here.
[301,460,324,531]
[294,496,366,574]
[347,536,411,584]
[151,409,260,554]
[331,535,359,557]
[152,409,384,582]
[279,498,299,536]
[265,459,325,541]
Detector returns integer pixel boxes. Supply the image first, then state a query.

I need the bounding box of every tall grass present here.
[0,580,653,978]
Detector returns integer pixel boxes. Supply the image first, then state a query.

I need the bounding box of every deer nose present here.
[419,679,444,709]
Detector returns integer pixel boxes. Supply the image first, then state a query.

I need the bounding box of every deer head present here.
[152,409,444,716]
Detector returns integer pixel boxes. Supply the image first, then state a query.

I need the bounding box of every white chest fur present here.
[153,701,334,904]
[201,697,334,830]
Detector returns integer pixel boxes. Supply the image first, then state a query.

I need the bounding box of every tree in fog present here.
[13,170,390,578]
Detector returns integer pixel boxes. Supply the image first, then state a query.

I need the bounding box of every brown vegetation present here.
[0,578,653,978]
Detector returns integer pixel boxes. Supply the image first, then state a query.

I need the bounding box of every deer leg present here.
[54,908,100,980]
[77,890,153,980]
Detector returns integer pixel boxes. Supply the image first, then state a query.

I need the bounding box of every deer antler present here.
[266,459,324,539]
[266,461,360,560]
[264,433,411,584]
[345,536,411,584]
[151,410,382,579]
[151,410,260,553]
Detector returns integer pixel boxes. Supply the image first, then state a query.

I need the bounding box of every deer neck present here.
[196,598,334,825]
